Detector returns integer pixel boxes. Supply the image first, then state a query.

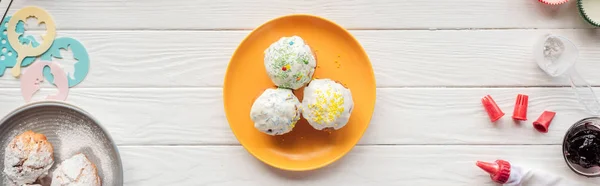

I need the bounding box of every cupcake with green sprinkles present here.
[264,36,317,90]
[250,88,302,135]
[578,0,600,27]
[302,79,354,130]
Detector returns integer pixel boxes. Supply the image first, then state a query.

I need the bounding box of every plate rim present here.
[223,14,376,171]
[0,100,125,184]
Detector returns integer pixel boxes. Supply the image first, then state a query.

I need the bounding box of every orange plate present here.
[223,14,376,171]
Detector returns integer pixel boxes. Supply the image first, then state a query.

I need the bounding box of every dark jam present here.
[565,122,600,168]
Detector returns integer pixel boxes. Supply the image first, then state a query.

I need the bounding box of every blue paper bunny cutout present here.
[27,37,90,87]
[0,16,39,76]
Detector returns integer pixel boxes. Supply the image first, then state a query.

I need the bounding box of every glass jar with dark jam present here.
[563,117,600,177]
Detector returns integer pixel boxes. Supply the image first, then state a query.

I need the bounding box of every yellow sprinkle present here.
[291,118,298,127]
[308,87,345,125]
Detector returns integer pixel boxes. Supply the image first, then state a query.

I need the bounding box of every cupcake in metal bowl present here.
[0,101,123,185]
[3,131,54,185]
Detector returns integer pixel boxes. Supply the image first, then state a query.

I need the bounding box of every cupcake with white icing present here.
[51,153,101,186]
[302,79,354,130]
[250,88,301,135]
[264,36,317,90]
[3,131,54,185]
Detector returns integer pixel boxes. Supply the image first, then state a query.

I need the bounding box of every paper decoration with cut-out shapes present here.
[0,16,38,76]
[24,37,89,87]
[20,61,68,102]
[7,6,56,78]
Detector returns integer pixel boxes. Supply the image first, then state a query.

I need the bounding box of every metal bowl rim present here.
[0,100,124,183]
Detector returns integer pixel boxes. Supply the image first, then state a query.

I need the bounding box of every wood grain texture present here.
[0,0,594,30]
[0,88,233,145]
[0,87,596,145]
[2,30,600,88]
[119,145,600,186]
[0,1,599,185]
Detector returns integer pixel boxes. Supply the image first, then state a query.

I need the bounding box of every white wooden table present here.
[2,0,600,185]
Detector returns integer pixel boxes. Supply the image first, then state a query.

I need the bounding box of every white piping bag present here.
[477,160,584,186]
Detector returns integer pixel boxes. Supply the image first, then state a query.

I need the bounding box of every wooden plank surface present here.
[119,145,600,185]
[0,87,594,145]
[0,0,593,30]
[2,30,600,88]
[0,0,599,185]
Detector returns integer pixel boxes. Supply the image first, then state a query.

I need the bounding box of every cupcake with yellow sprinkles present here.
[264,36,317,90]
[302,79,354,130]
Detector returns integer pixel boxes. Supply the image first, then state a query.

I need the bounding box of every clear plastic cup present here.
[534,34,600,115]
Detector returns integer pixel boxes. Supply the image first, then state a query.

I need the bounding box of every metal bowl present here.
[562,117,600,177]
[0,101,123,185]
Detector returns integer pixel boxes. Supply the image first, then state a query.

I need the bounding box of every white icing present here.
[302,79,354,130]
[55,122,114,185]
[250,88,301,135]
[582,0,600,24]
[3,132,54,185]
[51,153,101,186]
[264,36,317,90]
